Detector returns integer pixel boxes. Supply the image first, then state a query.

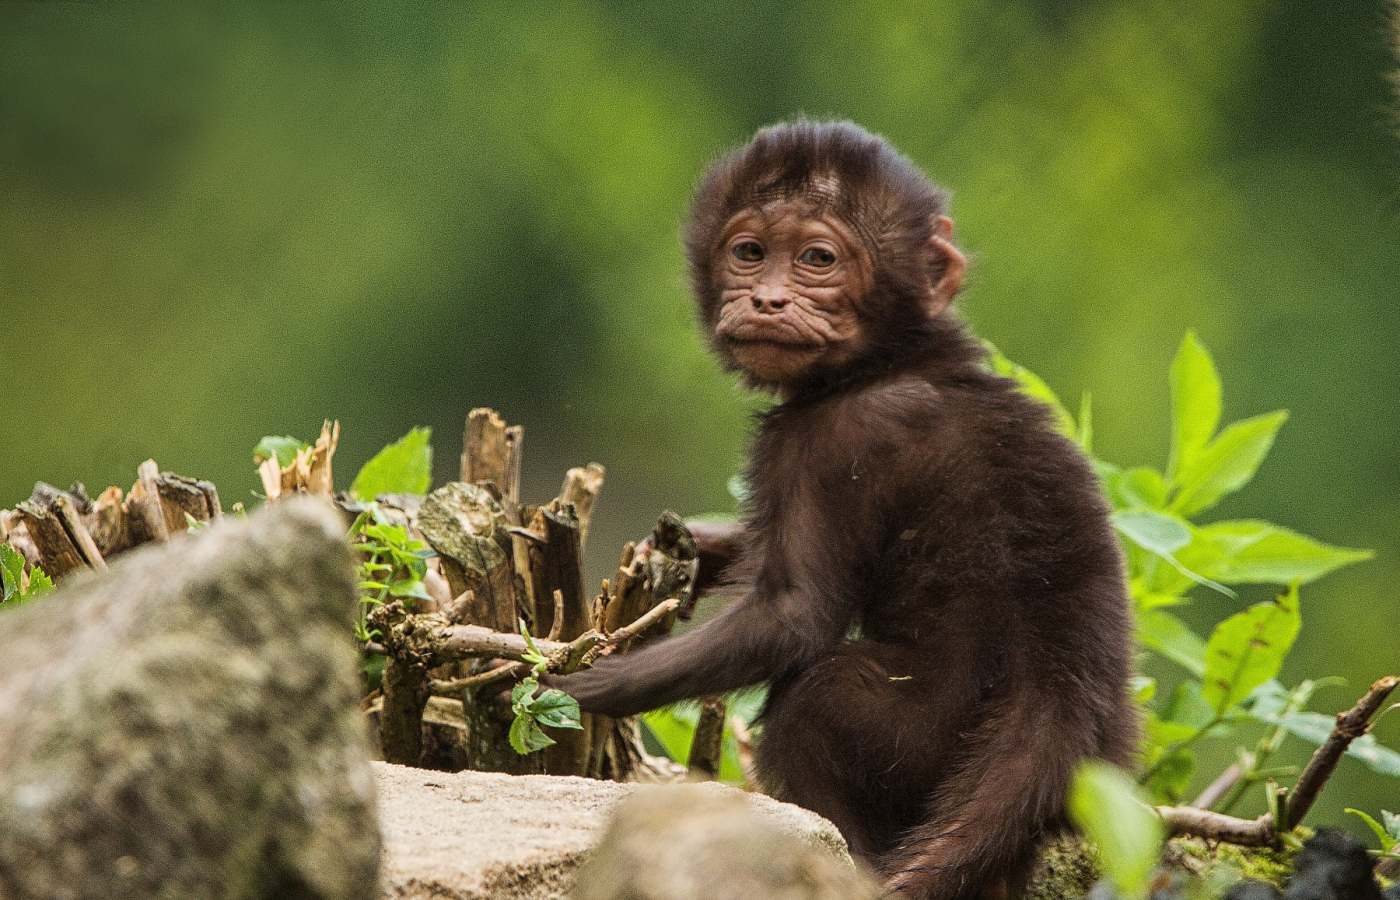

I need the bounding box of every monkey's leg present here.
[756,644,967,863]
[877,690,1094,900]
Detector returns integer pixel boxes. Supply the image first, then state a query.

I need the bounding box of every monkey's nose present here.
[752,295,789,313]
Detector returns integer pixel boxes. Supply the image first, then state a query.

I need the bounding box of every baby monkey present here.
[548,121,1136,900]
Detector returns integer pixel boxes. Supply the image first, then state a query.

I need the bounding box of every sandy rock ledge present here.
[374,762,854,900]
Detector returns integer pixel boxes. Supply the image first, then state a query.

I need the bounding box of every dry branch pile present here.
[0,409,713,784]
[1,459,225,579]
[363,409,702,780]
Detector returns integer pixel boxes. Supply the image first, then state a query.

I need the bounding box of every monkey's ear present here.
[924,215,965,318]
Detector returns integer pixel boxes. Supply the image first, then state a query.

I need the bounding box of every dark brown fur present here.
[549,121,1136,900]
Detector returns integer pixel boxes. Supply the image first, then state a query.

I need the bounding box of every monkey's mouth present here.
[727,337,821,354]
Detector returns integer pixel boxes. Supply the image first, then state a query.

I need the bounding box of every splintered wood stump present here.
[368,409,691,780]
[152,473,222,533]
[16,496,91,578]
[585,511,700,779]
[523,501,594,777]
[418,483,518,635]
[461,408,522,503]
[560,463,605,550]
[599,510,698,651]
[528,501,590,642]
[687,696,728,781]
[2,462,224,598]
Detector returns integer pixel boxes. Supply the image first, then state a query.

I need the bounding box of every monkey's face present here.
[712,201,871,387]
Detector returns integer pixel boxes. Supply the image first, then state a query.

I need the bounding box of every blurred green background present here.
[2,1,1397,825]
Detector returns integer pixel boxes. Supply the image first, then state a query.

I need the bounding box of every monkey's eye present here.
[732,241,764,263]
[799,247,837,267]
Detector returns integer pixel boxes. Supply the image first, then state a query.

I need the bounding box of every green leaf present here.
[641,707,697,761]
[1190,520,1372,585]
[1115,510,1191,556]
[1,547,52,606]
[986,346,1078,438]
[1131,676,1157,704]
[1136,609,1207,677]
[1200,584,1301,715]
[1117,511,1235,598]
[1169,410,1288,518]
[1134,590,1187,612]
[509,715,555,754]
[1158,681,1219,731]
[360,653,386,692]
[0,543,22,602]
[1345,809,1399,852]
[1166,332,1221,485]
[1141,749,1196,805]
[1107,467,1168,512]
[1145,712,1200,748]
[253,435,308,467]
[1385,810,1400,842]
[529,689,583,730]
[350,426,433,500]
[511,678,536,711]
[388,578,432,601]
[25,567,53,599]
[1067,761,1166,899]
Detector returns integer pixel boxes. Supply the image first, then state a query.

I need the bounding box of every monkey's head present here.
[684,120,964,391]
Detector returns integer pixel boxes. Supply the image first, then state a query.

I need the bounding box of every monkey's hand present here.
[682,520,746,617]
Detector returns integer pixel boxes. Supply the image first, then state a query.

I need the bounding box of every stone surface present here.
[571,783,881,900]
[0,498,380,900]
[374,763,855,900]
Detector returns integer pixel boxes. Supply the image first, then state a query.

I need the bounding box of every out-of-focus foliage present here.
[349,426,433,500]
[1068,760,1166,899]
[0,544,52,609]
[997,338,1395,824]
[2,0,1398,825]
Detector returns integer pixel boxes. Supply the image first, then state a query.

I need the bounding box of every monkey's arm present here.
[545,576,849,719]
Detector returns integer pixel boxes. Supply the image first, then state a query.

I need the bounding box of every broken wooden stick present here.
[1158,676,1399,845]
[1285,675,1399,829]
[687,696,727,781]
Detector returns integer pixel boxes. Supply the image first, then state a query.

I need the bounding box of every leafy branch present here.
[507,619,584,754]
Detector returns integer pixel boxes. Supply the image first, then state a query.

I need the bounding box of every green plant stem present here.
[1141,714,1226,784]
[1216,688,1309,814]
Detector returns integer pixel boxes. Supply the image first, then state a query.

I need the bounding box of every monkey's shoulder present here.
[798,368,1052,444]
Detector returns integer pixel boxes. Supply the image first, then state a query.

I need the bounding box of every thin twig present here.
[1156,806,1275,846]
[1285,675,1399,829]
[596,598,680,654]
[1160,676,1400,847]
[425,599,680,687]
[1191,762,1242,810]
[441,624,569,660]
[431,661,529,696]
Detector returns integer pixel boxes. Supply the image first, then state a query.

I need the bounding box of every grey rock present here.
[570,783,880,900]
[0,498,380,900]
